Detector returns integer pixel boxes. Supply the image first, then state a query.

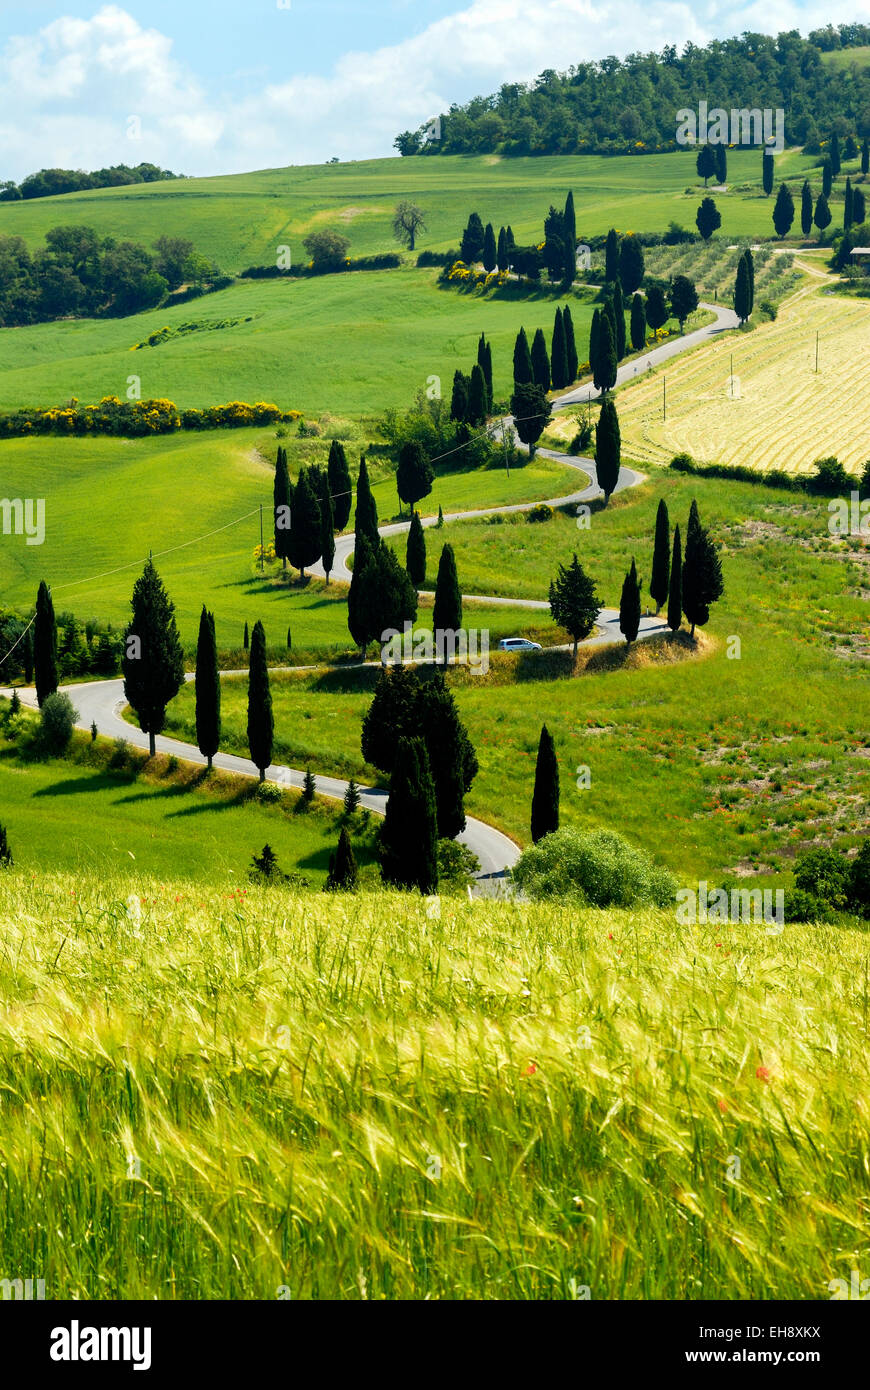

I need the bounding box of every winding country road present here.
[3,303,736,890]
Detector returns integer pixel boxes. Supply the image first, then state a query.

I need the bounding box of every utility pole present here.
[663,376,667,422]
[259,504,265,572]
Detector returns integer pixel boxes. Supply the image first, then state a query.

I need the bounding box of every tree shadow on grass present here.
[31,771,138,797]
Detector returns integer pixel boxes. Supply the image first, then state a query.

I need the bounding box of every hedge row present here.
[240,253,401,280]
[0,397,301,439]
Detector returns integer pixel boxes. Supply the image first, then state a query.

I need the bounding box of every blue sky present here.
[0,1,862,180]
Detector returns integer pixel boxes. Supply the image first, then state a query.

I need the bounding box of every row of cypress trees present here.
[273,439,354,580]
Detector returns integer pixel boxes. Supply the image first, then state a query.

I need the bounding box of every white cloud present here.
[0,0,868,179]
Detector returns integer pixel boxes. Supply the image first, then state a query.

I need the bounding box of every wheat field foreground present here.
[594,284,870,475]
[0,872,867,1301]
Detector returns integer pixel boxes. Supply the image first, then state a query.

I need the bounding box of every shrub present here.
[670,452,696,472]
[758,300,778,321]
[0,823,11,867]
[39,693,77,755]
[437,838,481,889]
[527,504,554,524]
[793,847,851,911]
[511,827,676,907]
[784,887,833,923]
[847,840,870,917]
[809,456,850,496]
[249,843,286,881]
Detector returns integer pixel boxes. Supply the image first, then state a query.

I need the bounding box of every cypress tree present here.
[122,559,185,758]
[23,627,34,685]
[287,626,292,650]
[327,440,353,531]
[300,766,316,807]
[343,777,361,815]
[682,500,724,638]
[482,222,497,272]
[531,328,551,391]
[801,180,813,236]
[595,397,621,503]
[361,665,421,773]
[246,619,273,781]
[814,192,832,233]
[195,606,220,770]
[406,510,427,588]
[645,285,668,337]
[460,212,485,264]
[594,312,617,394]
[762,149,774,196]
[667,526,682,633]
[650,499,670,614]
[496,225,508,272]
[548,554,600,657]
[563,190,577,282]
[273,445,292,569]
[588,309,601,385]
[433,544,462,664]
[510,381,550,458]
[326,827,358,891]
[862,137,869,177]
[563,304,579,382]
[854,187,866,225]
[822,158,833,199]
[243,621,249,649]
[630,293,646,352]
[745,248,755,313]
[551,308,569,389]
[450,369,470,422]
[697,143,716,186]
[830,131,841,178]
[513,327,533,385]
[618,235,645,294]
[287,467,322,578]
[0,823,11,868]
[348,532,378,657]
[734,252,752,323]
[417,671,478,838]
[34,579,58,708]
[531,724,559,844]
[482,340,494,409]
[318,471,336,581]
[772,183,795,237]
[397,441,435,511]
[379,736,439,894]
[354,455,379,547]
[844,176,854,231]
[715,142,727,185]
[619,558,642,645]
[610,276,626,359]
[604,227,619,282]
[467,364,488,426]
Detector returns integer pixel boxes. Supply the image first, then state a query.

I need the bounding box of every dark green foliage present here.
[122,559,185,757]
[667,526,683,634]
[433,544,462,659]
[483,222,497,272]
[548,554,599,657]
[450,370,470,423]
[531,724,559,844]
[551,308,569,390]
[496,225,509,272]
[543,204,566,281]
[34,579,58,708]
[852,188,866,225]
[814,191,832,231]
[460,212,485,264]
[618,235,645,294]
[249,844,284,882]
[563,305,579,382]
[343,778,361,816]
[829,131,841,177]
[349,534,417,657]
[593,311,617,393]
[39,692,76,755]
[822,158,833,198]
[630,293,646,352]
[863,138,870,177]
[326,827,358,891]
[22,627,33,685]
[379,737,439,893]
[273,445,292,568]
[287,627,292,650]
[595,397,621,503]
[844,177,854,231]
[650,499,670,613]
[397,441,435,510]
[763,149,774,195]
[510,381,551,457]
[0,823,11,868]
[513,327,533,386]
[243,622,249,649]
[467,364,489,427]
[795,847,850,910]
[810,456,850,495]
[715,143,727,184]
[406,510,427,588]
[682,500,724,636]
[696,144,716,185]
[287,467,322,577]
[801,180,814,235]
[327,440,352,531]
[773,183,795,237]
[91,720,97,742]
[588,309,600,384]
[563,190,577,282]
[317,472,336,581]
[609,277,626,359]
[531,328,551,391]
[734,251,753,323]
[670,275,699,329]
[362,665,421,772]
[619,558,642,645]
[604,228,619,282]
[696,196,721,241]
[354,455,380,547]
[645,285,669,335]
[195,606,220,769]
[246,619,273,781]
[300,766,316,808]
[478,333,494,409]
[848,840,870,917]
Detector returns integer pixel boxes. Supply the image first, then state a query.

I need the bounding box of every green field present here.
[0,723,376,886]
[0,869,866,1299]
[0,428,576,650]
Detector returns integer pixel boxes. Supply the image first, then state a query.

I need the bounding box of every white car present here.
[498,638,543,653]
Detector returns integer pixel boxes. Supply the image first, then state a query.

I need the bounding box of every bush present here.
[511,827,676,907]
[758,300,778,321]
[669,452,696,472]
[846,840,870,918]
[809,456,850,496]
[39,692,77,755]
[793,847,851,911]
[437,838,481,889]
[784,887,833,923]
[527,504,554,524]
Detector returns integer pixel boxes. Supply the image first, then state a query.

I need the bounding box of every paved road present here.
[2,303,732,890]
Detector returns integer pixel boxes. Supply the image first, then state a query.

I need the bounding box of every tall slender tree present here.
[326,827,358,891]
[563,190,577,282]
[734,251,752,323]
[531,725,559,844]
[610,276,626,359]
[595,397,621,503]
[619,558,642,645]
[822,158,833,199]
[667,525,682,633]
[273,445,292,570]
[496,225,509,272]
[682,500,724,638]
[513,327,534,385]
[318,472,336,581]
[551,308,569,390]
[482,222,497,272]
[801,180,813,236]
[433,543,462,664]
[862,137,869,177]
[355,455,380,546]
[548,554,599,658]
[604,227,619,282]
[379,737,439,893]
[588,309,601,386]
[762,149,774,196]
[122,559,185,758]
[328,440,353,531]
[246,619,273,782]
[460,212,485,264]
[34,579,58,708]
[618,235,645,294]
[195,606,220,770]
[772,183,795,237]
[418,671,478,838]
[478,333,494,409]
[830,131,841,178]
[697,143,716,186]
[467,364,489,426]
[714,142,727,185]
[510,381,550,458]
[563,304,579,382]
[844,176,854,231]
[594,312,617,393]
[531,328,551,392]
[649,499,670,614]
[630,293,646,352]
[397,440,435,512]
[645,286,668,338]
[287,467,322,578]
[406,510,427,589]
[814,191,832,232]
[450,370,470,423]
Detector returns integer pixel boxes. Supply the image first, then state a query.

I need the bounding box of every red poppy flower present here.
[755,1066,770,1082]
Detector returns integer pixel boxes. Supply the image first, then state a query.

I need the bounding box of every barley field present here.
[0,871,867,1300]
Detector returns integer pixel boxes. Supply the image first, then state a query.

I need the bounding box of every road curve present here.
[2,302,733,890]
